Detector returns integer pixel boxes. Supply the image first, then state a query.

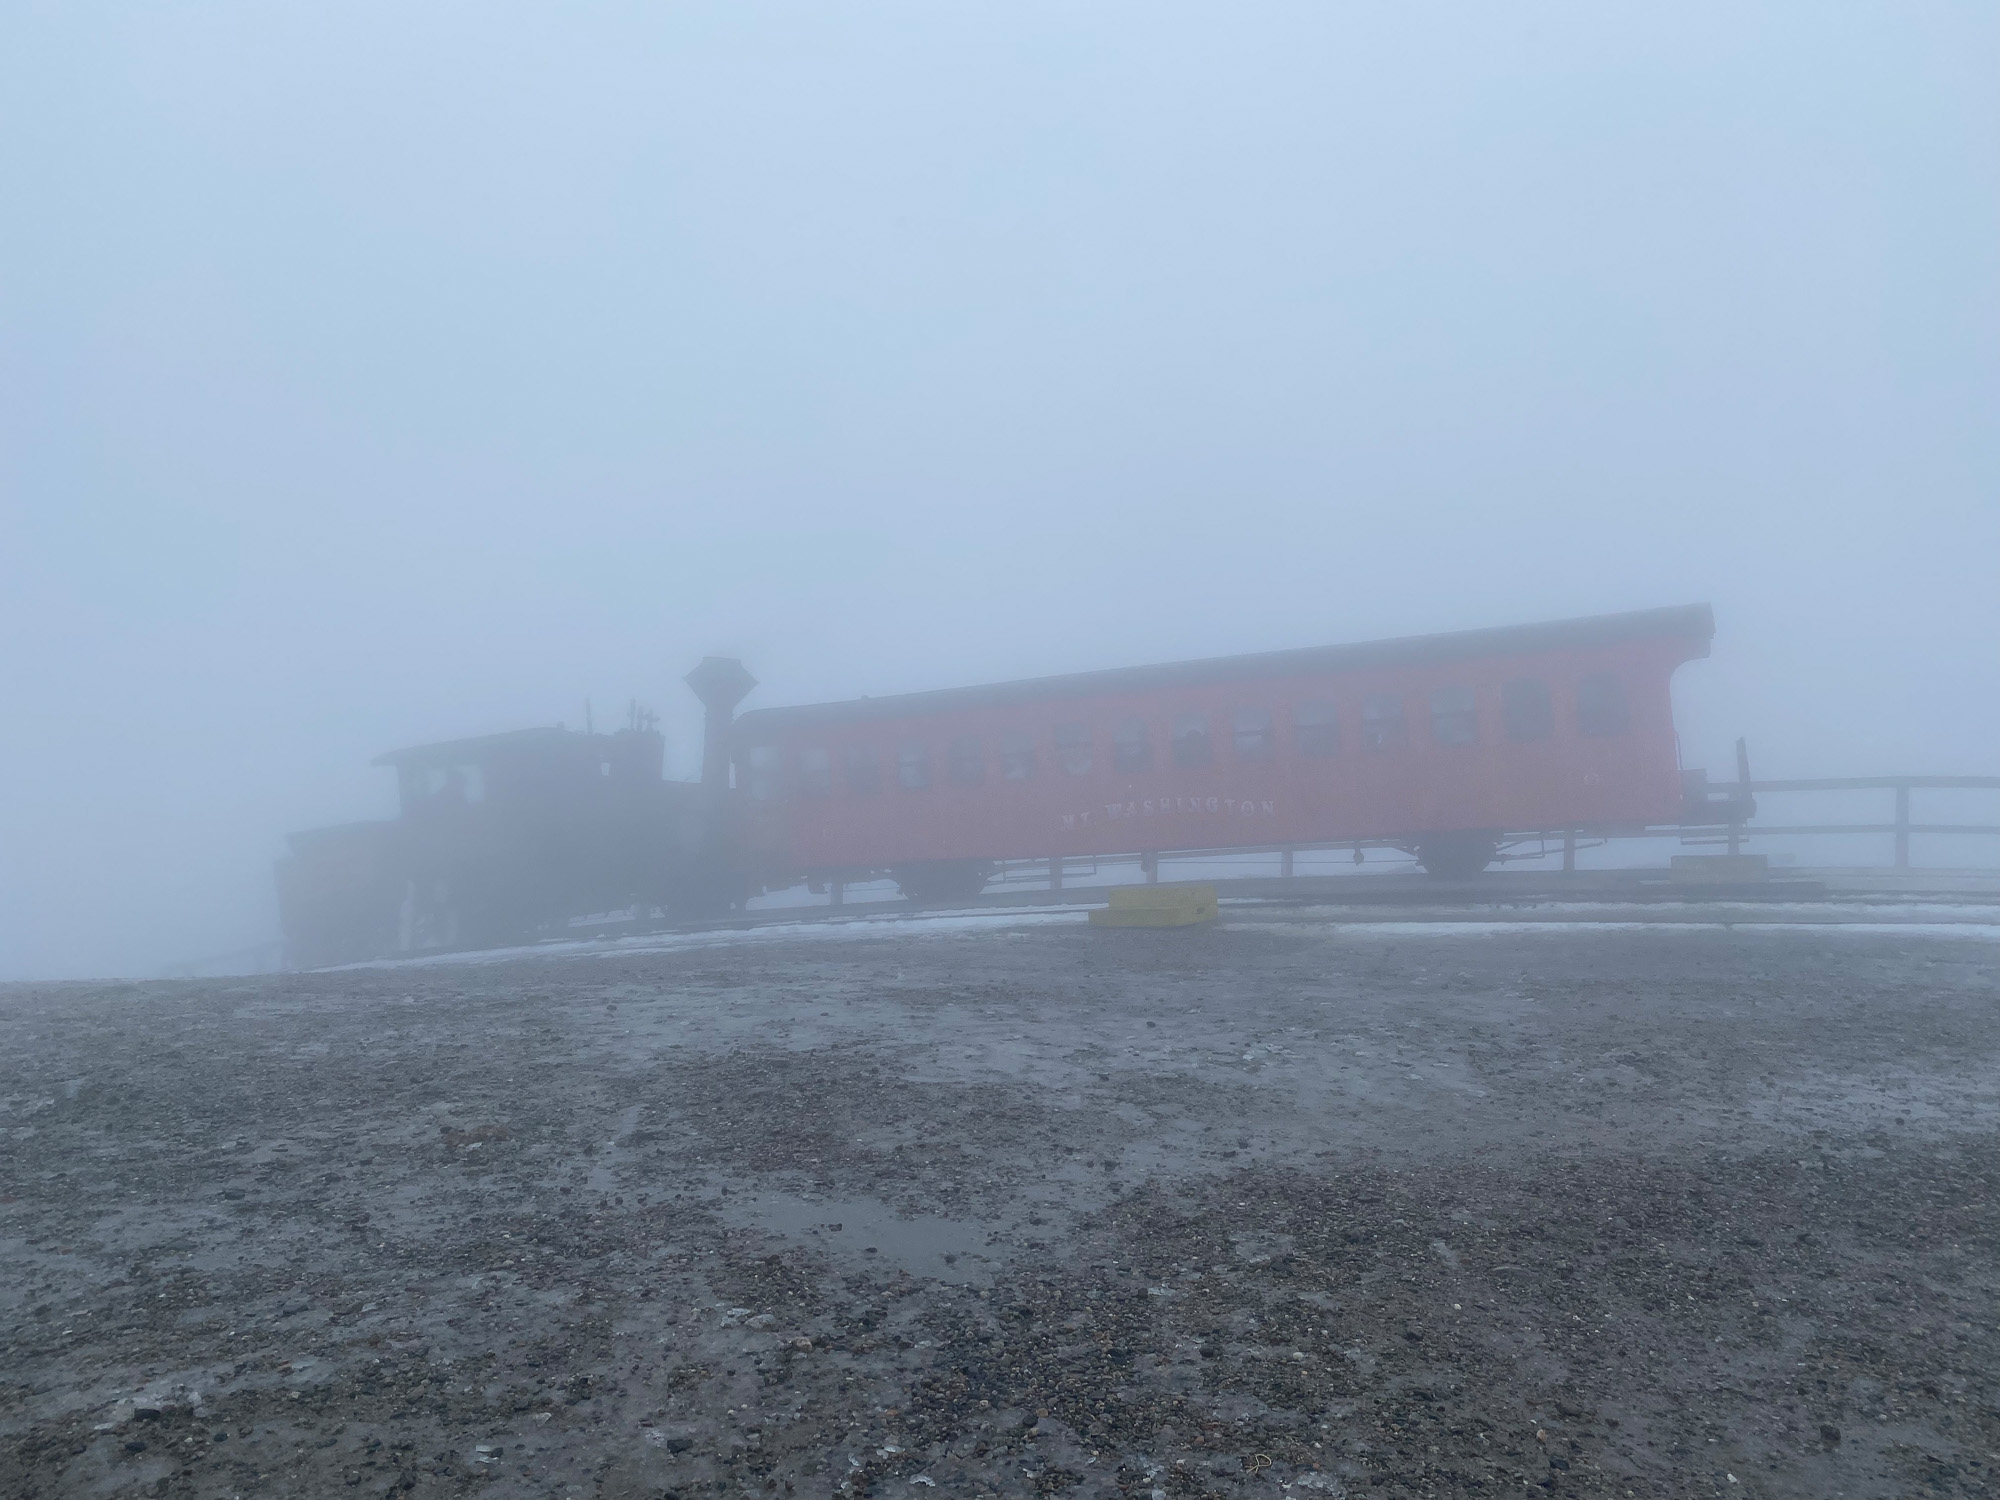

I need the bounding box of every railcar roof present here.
[733,603,1714,735]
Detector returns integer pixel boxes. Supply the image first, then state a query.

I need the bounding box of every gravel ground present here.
[3,916,1997,1500]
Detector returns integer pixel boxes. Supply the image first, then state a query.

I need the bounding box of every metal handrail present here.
[1748,776,2000,792]
[966,776,2000,890]
[1738,823,2000,837]
[1730,775,2000,868]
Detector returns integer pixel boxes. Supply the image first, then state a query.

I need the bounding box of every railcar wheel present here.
[892,860,994,904]
[1414,832,1500,879]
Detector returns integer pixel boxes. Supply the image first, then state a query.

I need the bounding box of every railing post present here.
[1895,783,1910,869]
[1280,847,1294,879]
[1562,828,1576,872]
[1050,857,1063,891]
[1142,852,1158,885]
[830,878,845,907]
[1729,736,1750,856]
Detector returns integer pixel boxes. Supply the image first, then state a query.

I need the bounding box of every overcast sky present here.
[3,3,1995,979]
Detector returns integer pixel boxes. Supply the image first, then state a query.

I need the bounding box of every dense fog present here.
[2,4,1995,978]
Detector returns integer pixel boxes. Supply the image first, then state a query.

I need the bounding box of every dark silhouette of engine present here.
[275,704,724,968]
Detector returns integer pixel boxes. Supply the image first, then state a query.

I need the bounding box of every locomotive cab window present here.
[412,763,486,808]
[896,742,932,790]
[798,747,833,797]
[1577,673,1631,737]
[1232,707,1274,761]
[947,734,984,787]
[1294,701,1338,758]
[1170,712,1213,767]
[1112,717,1152,773]
[746,744,781,801]
[1429,686,1477,747]
[1502,679,1553,742]
[845,744,881,795]
[1054,722,1093,776]
[1000,730,1035,781]
[1361,693,1407,751]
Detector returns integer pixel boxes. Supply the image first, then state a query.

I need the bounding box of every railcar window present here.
[1113,718,1152,773]
[1232,707,1274,761]
[1294,701,1338,758]
[798,747,832,797]
[747,744,782,801]
[1000,730,1035,781]
[897,742,932,790]
[1361,693,1407,751]
[845,744,881,795]
[1429,686,1477,747]
[946,734,984,787]
[1502,679,1553,742]
[1054,722,1093,776]
[1170,712,1213,767]
[1577,673,1630,736]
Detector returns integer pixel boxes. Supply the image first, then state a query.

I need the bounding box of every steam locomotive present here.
[276,604,1737,966]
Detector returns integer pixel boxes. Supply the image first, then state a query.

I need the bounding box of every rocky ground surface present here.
[2,915,1997,1500]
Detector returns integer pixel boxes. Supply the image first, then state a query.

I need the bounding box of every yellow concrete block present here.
[1088,883,1218,927]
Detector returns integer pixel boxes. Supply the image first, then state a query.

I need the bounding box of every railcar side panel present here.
[734,620,1705,877]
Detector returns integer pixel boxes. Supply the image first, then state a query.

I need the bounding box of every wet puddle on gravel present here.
[721,1191,1013,1284]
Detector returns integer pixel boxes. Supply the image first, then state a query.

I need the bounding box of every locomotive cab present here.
[277,711,706,967]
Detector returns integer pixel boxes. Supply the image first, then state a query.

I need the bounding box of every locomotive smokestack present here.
[682,656,757,788]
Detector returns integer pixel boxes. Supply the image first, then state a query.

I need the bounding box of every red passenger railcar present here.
[728,605,1714,893]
